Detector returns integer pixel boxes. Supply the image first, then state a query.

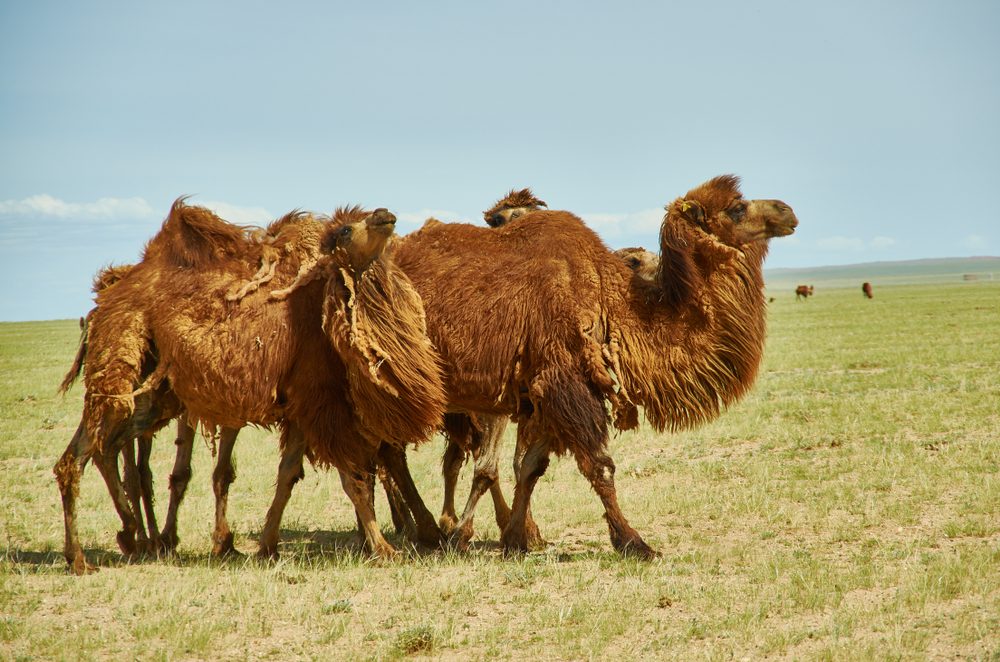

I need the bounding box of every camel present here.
[440,194,663,550]
[55,201,447,574]
[392,175,797,557]
[795,284,814,300]
[436,188,548,549]
[64,265,417,559]
[862,282,873,299]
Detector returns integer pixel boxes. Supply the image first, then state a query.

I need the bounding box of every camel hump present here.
[154,197,249,268]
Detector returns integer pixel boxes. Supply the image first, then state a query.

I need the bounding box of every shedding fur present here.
[393,175,798,556]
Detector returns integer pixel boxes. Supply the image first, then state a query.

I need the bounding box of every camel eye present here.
[727,204,747,223]
[509,210,521,220]
[336,225,353,244]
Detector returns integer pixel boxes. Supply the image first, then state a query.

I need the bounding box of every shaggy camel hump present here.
[145,197,250,268]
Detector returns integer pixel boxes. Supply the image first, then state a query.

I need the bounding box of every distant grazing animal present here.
[55,201,446,574]
[795,285,814,300]
[393,175,798,557]
[862,282,873,299]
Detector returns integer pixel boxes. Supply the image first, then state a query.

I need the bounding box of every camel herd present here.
[55,175,799,574]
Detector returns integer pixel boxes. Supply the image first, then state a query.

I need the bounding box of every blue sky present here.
[1,1,998,321]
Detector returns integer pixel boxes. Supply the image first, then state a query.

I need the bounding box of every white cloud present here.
[814,235,898,252]
[396,209,465,232]
[0,194,156,221]
[962,234,989,251]
[197,199,273,226]
[816,235,866,251]
[580,208,664,241]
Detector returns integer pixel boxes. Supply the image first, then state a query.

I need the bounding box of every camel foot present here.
[256,545,279,562]
[116,530,138,558]
[500,527,530,557]
[212,532,242,558]
[370,542,400,561]
[612,533,659,560]
[415,522,445,549]
[524,519,546,551]
[447,525,474,553]
[69,553,99,576]
[438,514,458,536]
[157,529,179,555]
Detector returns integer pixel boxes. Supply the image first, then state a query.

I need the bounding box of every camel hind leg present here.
[258,426,306,559]
[54,422,98,574]
[339,468,397,559]
[135,430,161,553]
[449,416,507,550]
[211,427,241,557]
[159,417,195,553]
[377,445,443,548]
[500,421,550,555]
[121,440,155,553]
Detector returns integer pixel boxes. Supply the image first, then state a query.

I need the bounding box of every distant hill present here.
[764,256,1000,291]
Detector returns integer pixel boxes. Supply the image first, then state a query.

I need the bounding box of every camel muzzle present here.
[368,208,397,228]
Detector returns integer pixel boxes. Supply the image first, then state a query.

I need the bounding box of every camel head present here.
[668,175,798,248]
[324,206,398,273]
[483,188,547,227]
[614,247,659,283]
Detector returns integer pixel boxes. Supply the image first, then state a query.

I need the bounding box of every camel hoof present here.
[438,515,458,536]
[256,547,279,562]
[212,533,242,558]
[446,527,473,553]
[70,555,99,576]
[616,538,659,561]
[116,530,138,558]
[524,522,546,551]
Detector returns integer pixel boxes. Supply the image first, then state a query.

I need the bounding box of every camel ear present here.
[677,200,707,229]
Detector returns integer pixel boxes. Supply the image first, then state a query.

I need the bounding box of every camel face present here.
[614,247,659,282]
[486,206,532,228]
[483,188,547,228]
[327,208,397,272]
[674,175,798,248]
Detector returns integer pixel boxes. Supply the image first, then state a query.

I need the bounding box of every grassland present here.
[1,281,999,660]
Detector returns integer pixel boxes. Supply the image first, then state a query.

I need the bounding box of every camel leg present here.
[120,440,150,554]
[449,416,507,550]
[258,427,306,559]
[211,427,240,557]
[377,445,443,547]
[438,438,465,535]
[378,465,417,538]
[339,468,397,559]
[159,418,195,553]
[354,470,377,547]
[54,422,98,575]
[511,428,544,548]
[92,439,140,559]
[500,427,551,555]
[135,430,161,553]
[573,444,657,560]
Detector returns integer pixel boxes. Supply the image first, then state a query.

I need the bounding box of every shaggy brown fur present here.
[55,201,447,573]
[435,188,551,549]
[393,175,797,557]
[795,284,814,300]
[862,282,873,299]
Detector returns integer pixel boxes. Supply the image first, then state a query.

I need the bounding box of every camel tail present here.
[58,315,89,394]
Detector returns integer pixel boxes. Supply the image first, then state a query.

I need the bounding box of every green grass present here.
[1,282,999,660]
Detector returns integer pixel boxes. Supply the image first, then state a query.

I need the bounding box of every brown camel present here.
[441,194,664,550]
[862,282,873,298]
[795,284,814,300]
[65,259,418,558]
[392,175,798,557]
[436,187,548,550]
[55,201,446,574]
